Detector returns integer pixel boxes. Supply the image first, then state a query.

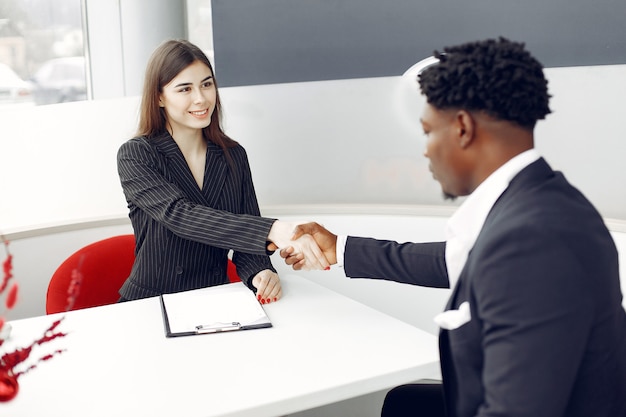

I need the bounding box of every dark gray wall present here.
[212,0,626,87]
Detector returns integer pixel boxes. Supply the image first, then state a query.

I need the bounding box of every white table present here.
[1,275,439,417]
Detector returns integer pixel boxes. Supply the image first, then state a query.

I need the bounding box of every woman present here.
[117,39,326,302]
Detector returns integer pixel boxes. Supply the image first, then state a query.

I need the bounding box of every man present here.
[277,38,626,417]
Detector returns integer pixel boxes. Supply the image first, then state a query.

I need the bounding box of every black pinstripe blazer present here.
[117,132,277,300]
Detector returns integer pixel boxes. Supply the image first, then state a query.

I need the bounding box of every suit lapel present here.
[153,133,228,207]
[444,265,465,312]
[202,141,228,208]
[481,158,553,232]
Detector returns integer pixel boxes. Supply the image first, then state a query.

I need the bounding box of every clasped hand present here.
[267,221,338,270]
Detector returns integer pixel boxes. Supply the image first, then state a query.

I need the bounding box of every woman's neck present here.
[170,129,207,189]
[169,128,206,156]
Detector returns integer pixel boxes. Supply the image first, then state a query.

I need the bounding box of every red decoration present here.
[0,233,73,402]
[0,371,18,402]
[5,283,18,310]
[1,251,12,293]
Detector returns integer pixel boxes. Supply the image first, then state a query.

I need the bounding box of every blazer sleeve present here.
[344,237,449,288]
[117,138,276,256]
[230,147,276,283]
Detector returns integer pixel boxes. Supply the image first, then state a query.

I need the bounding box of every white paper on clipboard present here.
[160,282,272,337]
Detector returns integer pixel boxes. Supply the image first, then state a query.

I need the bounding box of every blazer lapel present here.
[153,133,227,206]
[202,141,228,208]
[481,158,553,232]
[443,264,466,313]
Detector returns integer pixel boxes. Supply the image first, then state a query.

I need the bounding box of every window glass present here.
[0,0,86,107]
[186,0,214,68]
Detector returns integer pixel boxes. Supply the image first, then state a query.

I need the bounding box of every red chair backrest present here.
[47,234,242,314]
[46,235,136,314]
[227,258,241,283]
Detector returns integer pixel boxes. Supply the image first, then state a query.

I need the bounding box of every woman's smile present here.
[189,109,210,118]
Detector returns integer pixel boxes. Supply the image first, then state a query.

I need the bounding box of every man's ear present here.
[455,110,475,148]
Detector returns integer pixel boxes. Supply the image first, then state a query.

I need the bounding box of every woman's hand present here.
[267,220,329,270]
[267,222,337,270]
[251,269,282,304]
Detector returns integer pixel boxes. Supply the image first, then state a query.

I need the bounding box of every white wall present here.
[0,97,138,234]
[2,64,626,235]
[221,65,626,220]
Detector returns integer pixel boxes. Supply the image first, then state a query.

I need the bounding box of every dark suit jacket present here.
[344,158,626,417]
[117,133,276,300]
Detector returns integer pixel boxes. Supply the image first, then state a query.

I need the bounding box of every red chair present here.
[46,234,241,314]
[46,234,136,314]
[227,258,241,283]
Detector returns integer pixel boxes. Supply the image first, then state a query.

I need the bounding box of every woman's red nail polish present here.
[261,299,266,304]
[257,295,261,301]
[274,297,277,302]
[324,266,330,271]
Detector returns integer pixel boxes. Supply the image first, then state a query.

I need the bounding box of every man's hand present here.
[267,221,330,270]
[269,222,338,271]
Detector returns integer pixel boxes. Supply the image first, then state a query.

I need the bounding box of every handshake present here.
[267,221,337,271]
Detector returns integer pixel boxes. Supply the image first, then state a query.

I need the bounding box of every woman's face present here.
[159,60,216,138]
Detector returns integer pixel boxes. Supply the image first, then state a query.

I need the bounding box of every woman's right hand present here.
[267,221,329,270]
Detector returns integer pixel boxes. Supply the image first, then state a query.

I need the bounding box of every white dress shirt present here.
[336,149,541,288]
[444,149,541,287]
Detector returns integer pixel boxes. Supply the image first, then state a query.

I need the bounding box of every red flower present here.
[1,346,33,371]
[0,234,69,401]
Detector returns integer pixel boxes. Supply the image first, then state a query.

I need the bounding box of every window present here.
[186,0,214,68]
[0,0,86,107]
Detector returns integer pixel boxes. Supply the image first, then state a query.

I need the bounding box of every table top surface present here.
[2,274,439,417]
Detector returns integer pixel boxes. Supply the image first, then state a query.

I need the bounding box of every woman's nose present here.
[192,88,205,104]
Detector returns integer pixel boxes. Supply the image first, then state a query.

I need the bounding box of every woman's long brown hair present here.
[136,39,237,153]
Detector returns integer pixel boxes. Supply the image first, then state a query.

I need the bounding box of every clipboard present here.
[159,282,272,338]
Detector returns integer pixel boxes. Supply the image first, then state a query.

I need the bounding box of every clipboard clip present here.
[195,322,241,334]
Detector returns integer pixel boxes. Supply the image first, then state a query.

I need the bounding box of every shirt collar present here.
[446,148,541,243]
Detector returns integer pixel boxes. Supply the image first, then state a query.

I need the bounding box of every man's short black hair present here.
[418,37,552,129]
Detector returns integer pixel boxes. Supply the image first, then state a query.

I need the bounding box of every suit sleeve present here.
[117,139,276,256]
[344,237,449,288]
